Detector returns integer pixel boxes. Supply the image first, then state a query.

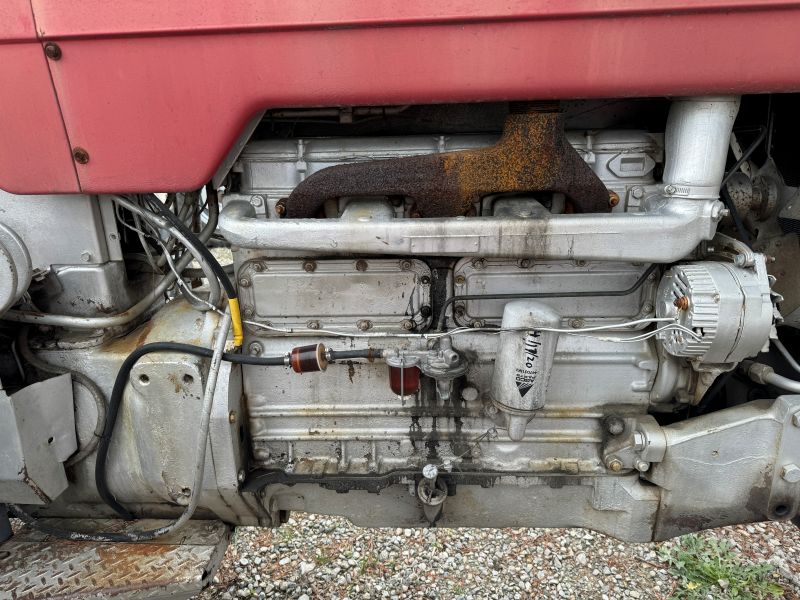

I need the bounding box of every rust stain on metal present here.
[673,296,690,311]
[285,104,609,218]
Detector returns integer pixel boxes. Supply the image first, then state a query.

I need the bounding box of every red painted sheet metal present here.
[1,1,800,194]
[26,0,800,38]
[0,0,36,41]
[0,43,79,193]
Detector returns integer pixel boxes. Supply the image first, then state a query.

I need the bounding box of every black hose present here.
[96,342,285,520]
[183,263,235,279]
[329,349,379,361]
[436,263,658,331]
[144,190,237,301]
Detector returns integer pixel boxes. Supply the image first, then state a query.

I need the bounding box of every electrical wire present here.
[143,191,244,347]
[3,194,220,329]
[437,264,659,331]
[244,316,702,344]
[10,311,236,542]
[96,340,286,521]
[16,327,107,467]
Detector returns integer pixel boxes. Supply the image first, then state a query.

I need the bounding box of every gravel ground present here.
[197,513,800,599]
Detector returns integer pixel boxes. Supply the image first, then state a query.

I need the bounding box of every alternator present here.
[656,259,773,364]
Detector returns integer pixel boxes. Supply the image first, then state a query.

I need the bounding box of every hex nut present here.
[781,463,800,483]
[606,457,623,472]
[635,460,650,473]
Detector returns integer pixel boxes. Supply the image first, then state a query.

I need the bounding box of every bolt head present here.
[472,258,486,270]
[238,277,251,288]
[454,275,466,286]
[631,187,644,200]
[635,460,650,473]
[608,191,620,208]
[355,259,368,272]
[44,43,62,60]
[72,147,90,164]
[306,320,320,330]
[422,464,438,481]
[781,463,800,483]
[607,457,623,472]
[400,260,413,271]
[248,342,263,356]
[792,411,800,427]
[302,260,316,273]
[401,319,414,331]
[80,251,91,263]
[665,184,677,195]
[228,411,237,424]
[357,320,372,331]
[250,195,264,207]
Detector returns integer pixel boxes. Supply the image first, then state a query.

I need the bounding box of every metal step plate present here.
[0,519,230,600]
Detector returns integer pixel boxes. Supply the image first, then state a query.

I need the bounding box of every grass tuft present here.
[658,534,783,599]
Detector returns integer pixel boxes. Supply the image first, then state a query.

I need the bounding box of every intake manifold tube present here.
[284,104,611,218]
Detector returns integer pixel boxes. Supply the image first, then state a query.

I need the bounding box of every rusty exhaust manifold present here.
[285,105,610,218]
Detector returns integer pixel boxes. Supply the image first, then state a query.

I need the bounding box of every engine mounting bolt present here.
[401,319,415,331]
[454,275,466,286]
[569,318,584,329]
[400,260,413,271]
[605,416,626,436]
[248,342,263,356]
[238,277,251,288]
[355,259,368,272]
[80,251,91,263]
[635,460,650,473]
[357,319,372,331]
[631,186,644,200]
[302,260,317,273]
[250,195,264,207]
[307,320,320,330]
[228,411,237,424]
[608,191,620,208]
[606,457,623,472]
[673,296,690,311]
[72,147,90,164]
[781,463,800,483]
[664,184,677,196]
[44,42,62,60]
[472,258,486,270]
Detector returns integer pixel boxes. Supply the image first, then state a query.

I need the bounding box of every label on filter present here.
[515,331,542,397]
